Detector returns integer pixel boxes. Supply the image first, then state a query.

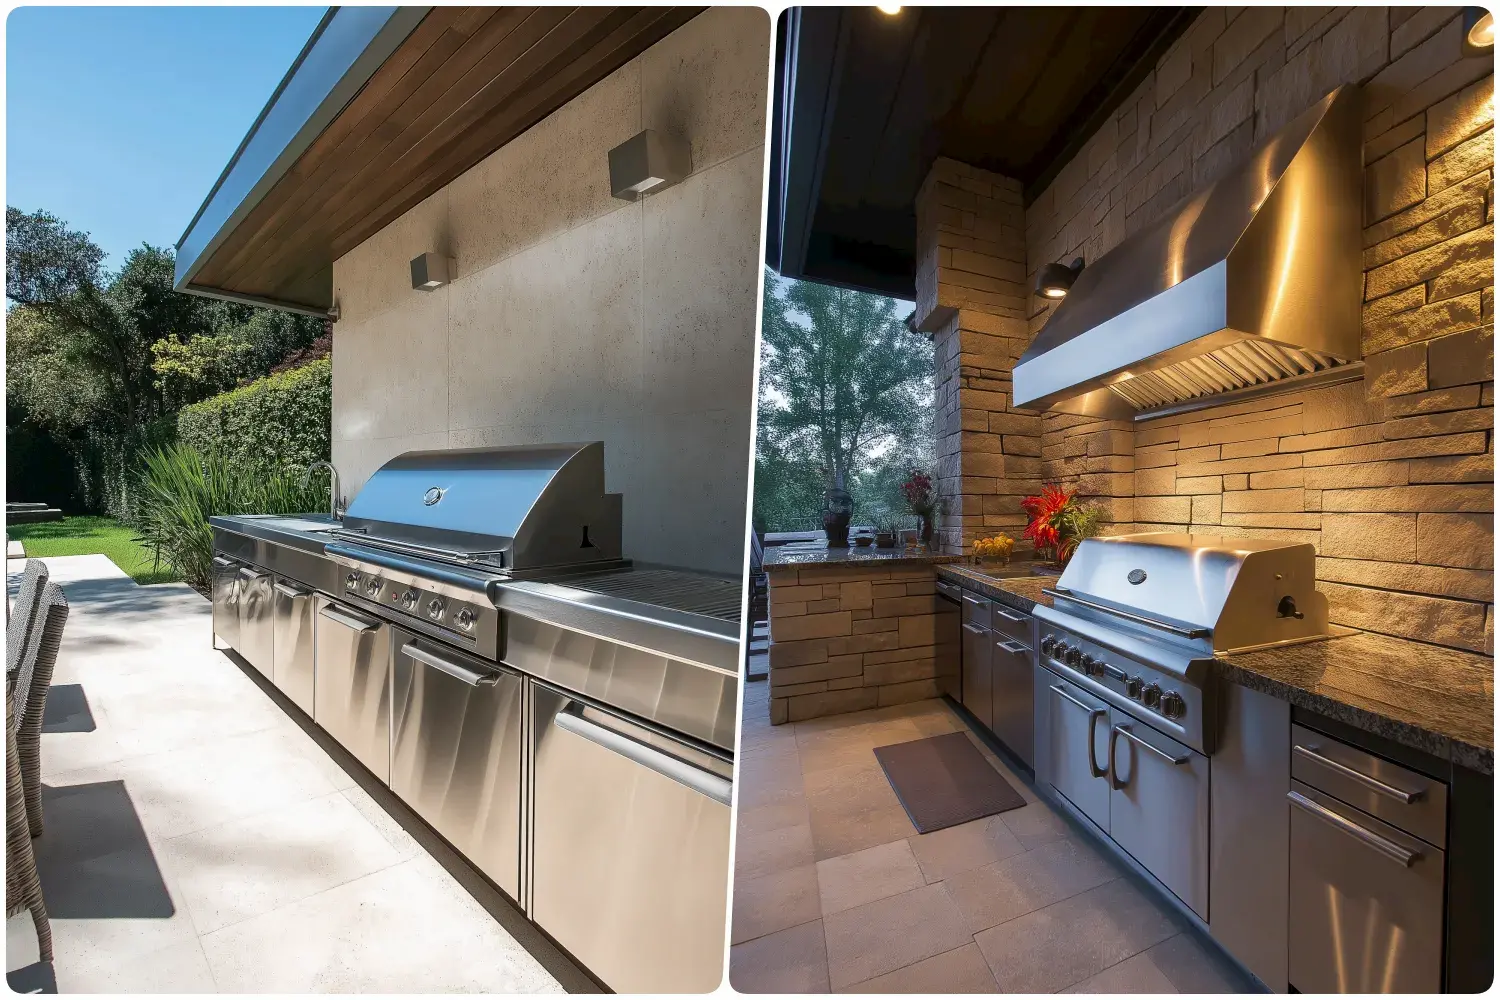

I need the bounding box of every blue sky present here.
[7,5,326,270]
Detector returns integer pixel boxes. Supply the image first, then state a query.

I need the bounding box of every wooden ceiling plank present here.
[212,7,545,288]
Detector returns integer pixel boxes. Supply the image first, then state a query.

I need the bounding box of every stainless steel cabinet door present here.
[271,580,316,714]
[1288,780,1444,994]
[961,622,992,729]
[1107,710,1209,918]
[211,557,240,649]
[390,634,522,900]
[531,683,731,994]
[1041,668,1110,831]
[991,634,1034,768]
[935,587,961,702]
[236,566,275,676]
[313,599,391,783]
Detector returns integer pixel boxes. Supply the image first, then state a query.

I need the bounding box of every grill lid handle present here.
[1044,587,1211,639]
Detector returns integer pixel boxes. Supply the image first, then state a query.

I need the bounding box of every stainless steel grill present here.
[1034,532,1331,754]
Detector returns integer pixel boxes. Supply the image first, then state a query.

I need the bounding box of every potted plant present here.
[873,513,899,549]
[1022,483,1104,567]
[900,469,936,550]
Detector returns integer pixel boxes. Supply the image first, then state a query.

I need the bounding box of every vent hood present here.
[1014,85,1363,420]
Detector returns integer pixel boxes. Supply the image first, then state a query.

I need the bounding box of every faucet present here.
[302,461,344,520]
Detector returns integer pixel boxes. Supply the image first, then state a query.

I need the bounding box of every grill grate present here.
[558,568,743,622]
[1107,341,1350,411]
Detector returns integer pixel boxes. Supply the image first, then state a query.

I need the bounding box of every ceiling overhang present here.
[175,6,701,315]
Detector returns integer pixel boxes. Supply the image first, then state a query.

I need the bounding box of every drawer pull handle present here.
[1115,724,1190,765]
[1287,790,1419,867]
[403,641,497,687]
[272,582,307,599]
[1293,744,1423,804]
[963,595,986,606]
[318,605,378,632]
[995,608,1028,624]
[996,639,1030,655]
[1050,685,1107,779]
[555,705,732,806]
[961,622,987,636]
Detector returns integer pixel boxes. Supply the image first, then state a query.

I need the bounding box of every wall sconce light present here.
[1462,7,1494,56]
[410,253,453,291]
[1033,257,1085,300]
[608,129,690,201]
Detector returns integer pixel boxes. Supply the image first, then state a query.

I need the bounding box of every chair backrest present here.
[12,581,67,733]
[749,529,764,574]
[6,560,50,677]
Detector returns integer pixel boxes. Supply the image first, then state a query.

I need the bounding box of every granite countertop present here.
[937,562,1060,614]
[763,545,960,570]
[1218,631,1494,775]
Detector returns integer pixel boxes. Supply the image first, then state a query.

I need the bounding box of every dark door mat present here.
[874,731,1026,834]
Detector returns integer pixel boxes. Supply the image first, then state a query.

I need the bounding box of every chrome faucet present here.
[302,460,344,520]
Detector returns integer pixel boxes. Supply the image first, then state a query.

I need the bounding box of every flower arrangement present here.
[1022,483,1104,565]
[900,469,934,517]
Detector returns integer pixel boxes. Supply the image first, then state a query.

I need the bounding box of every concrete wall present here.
[328,7,769,576]
[1022,7,1493,653]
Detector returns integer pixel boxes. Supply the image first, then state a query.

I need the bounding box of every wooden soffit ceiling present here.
[177,6,701,315]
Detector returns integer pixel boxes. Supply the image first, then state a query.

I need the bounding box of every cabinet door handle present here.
[996,639,1030,655]
[963,594,986,606]
[1108,724,1125,789]
[273,582,307,599]
[1115,724,1190,766]
[994,608,1029,624]
[318,605,378,632]
[402,641,498,687]
[961,622,987,636]
[1050,685,1107,779]
[212,556,235,568]
[1293,744,1422,804]
[554,705,732,806]
[1287,790,1419,867]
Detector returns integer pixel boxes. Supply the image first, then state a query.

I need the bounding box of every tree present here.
[754,270,935,532]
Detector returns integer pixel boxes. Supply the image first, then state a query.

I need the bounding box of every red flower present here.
[1022,483,1075,560]
[901,470,934,513]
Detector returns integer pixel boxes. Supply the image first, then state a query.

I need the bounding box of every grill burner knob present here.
[399,589,418,611]
[1142,683,1162,709]
[1080,654,1097,675]
[1126,675,1144,699]
[1065,646,1082,667]
[426,597,445,621]
[344,572,359,591]
[454,607,476,631]
[1040,635,1056,656]
[1161,692,1185,719]
[364,577,382,597]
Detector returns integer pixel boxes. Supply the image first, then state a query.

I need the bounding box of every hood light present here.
[1463,7,1494,55]
[1033,257,1085,300]
[877,5,902,14]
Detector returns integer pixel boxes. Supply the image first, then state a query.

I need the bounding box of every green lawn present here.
[7,516,180,585]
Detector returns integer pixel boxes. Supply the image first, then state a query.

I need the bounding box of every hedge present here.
[178,359,331,472]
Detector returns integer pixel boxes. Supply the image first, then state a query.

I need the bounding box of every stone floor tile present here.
[943,834,1122,934]
[340,785,424,861]
[735,820,816,880]
[56,938,217,993]
[805,760,916,861]
[160,791,405,934]
[816,839,925,914]
[908,813,1026,883]
[838,942,999,994]
[822,881,972,990]
[997,798,1075,850]
[729,918,830,994]
[1146,931,1261,993]
[973,877,1186,993]
[1064,950,1181,993]
[199,859,560,993]
[732,864,821,945]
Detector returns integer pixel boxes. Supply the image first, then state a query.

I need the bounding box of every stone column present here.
[914,158,1042,554]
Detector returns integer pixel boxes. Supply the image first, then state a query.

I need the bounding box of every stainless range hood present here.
[1014,86,1363,420]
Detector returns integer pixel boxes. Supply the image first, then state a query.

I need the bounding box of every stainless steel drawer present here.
[211,556,240,649]
[961,591,991,629]
[236,566,275,677]
[1291,724,1447,847]
[989,602,1032,644]
[271,579,316,715]
[314,599,391,783]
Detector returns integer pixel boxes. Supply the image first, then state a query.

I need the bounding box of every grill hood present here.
[341,442,623,573]
[1014,85,1363,420]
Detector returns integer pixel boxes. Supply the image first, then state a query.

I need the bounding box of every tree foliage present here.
[754,271,935,532]
[5,206,325,515]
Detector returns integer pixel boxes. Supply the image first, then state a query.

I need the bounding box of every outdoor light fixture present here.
[1033,257,1085,300]
[1462,7,1494,55]
[877,5,902,14]
[608,129,691,201]
[410,253,453,291]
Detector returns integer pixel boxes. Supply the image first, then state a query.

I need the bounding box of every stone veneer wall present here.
[327,9,768,577]
[914,160,1043,554]
[765,564,940,723]
[1016,7,1494,654]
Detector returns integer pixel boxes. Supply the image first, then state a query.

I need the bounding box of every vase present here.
[822,487,852,547]
[918,513,934,550]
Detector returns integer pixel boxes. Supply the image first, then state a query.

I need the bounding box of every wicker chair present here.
[6,689,52,962]
[12,582,67,838]
[6,560,49,680]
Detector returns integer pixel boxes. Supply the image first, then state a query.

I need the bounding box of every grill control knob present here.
[1050,641,1068,661]
[1080,654,1098,675]
[1040,635,1056,656]
[399,589,419,611]
[454,607,477,631]
[364,576,382,597]
[426,597,445,621]
[1142,683,1163,709]
[344,572,359,591]
[1126,675,1144,699]
[1065,646,1082,667]
[1161,692,1185,719]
